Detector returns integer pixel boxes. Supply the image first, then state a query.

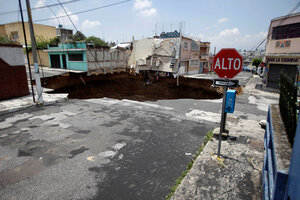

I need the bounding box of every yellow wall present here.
[0,25,6,35]
[28,50,50,67]
[0,22,57,45]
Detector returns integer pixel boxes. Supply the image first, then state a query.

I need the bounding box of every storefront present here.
[264,55,300,89]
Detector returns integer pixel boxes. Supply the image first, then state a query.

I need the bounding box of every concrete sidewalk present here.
[0,88,67,115]
[171,75,279,200]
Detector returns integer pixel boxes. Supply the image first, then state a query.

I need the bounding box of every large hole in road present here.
[41,72,225,101]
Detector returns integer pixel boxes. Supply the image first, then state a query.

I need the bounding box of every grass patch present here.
[165,129,214,200]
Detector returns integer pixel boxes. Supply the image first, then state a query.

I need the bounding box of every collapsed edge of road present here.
[165,129,215,200]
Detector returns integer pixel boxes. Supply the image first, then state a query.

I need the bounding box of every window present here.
[68,53,83,61]
[272,22,300,40]
[183,41,189,49]
[11,32,18,42]
[190,59,199,67]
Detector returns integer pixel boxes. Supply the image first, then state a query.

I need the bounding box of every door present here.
[62,54,67,69]
[267,64,297,89]
[50,55,61,68]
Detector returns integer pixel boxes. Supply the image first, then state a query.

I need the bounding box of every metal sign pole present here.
[217,82,228,157]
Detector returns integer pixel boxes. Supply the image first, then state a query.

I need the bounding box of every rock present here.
[259,120,267,129]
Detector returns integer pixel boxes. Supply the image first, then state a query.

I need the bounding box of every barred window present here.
[68,53,83,61]
[272,22,300,40]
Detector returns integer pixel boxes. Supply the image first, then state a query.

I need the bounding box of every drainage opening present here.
[42,72,227,101]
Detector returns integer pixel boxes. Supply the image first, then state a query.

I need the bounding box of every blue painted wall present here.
[284,114,300,199]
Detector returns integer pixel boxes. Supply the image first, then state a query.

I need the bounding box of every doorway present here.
[62,54,67,69]
[50,55,61,68]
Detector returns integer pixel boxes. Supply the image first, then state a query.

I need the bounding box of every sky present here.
[0,0,299,52]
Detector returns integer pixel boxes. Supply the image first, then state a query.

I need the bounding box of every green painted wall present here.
[48,50,87,71]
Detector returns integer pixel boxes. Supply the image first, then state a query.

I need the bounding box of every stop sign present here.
[213,48,243,79]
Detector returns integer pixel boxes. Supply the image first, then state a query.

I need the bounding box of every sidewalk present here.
[0,87,68,115]
[171,76,278,200]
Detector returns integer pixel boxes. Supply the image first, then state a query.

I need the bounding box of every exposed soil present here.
[41,72,233,101]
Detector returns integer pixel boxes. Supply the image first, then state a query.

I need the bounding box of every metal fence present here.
[263,106,288,200]
[279,72,298,146]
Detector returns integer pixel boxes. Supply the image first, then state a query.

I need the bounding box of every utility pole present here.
[25,0,43,104]
[18,0,35,102]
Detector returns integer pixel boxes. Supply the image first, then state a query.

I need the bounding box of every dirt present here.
[42,72,225,101]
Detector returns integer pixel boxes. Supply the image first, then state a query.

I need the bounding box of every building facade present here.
[180,37,201,75]
[264,12,300,89]
[46,42,87,71]
[0,22,57,45]
[56,25,73,43]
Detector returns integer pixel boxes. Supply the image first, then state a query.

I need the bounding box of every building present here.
[0,22,57,45]
[128,31,210,76]
[199,42,211,73]
[264,12,300,89]
[56,25,73,43]
[180,36,201,74]
[46,42,130,73]
[46,42,88,71]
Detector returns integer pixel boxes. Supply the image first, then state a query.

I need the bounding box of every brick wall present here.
[0,58,29,100]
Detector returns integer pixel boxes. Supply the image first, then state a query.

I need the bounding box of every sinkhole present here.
[40,72,235,101]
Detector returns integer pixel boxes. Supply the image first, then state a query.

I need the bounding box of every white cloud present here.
[34,0,44,8]
[199,28,267,50]
[138,8,157,17]
[133,0,152,10]
[219,28,240,37]
[81,20,101,31]
[218,17,228,24]
[50,8,79,28]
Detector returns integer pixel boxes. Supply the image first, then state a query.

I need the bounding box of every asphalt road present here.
[0,98,216,200]
[0,72,276,200]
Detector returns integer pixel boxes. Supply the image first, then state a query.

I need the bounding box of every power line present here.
[56,0,106,72]
[0,0,82,15]
[41,0,61,25]
[34,0,132,22]
[57,0,77,31]
[250,2,300,51]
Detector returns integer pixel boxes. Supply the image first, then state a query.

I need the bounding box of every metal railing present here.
[263,106,289,200]
[279,72,298,146]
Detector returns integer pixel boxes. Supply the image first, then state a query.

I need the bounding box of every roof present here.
[271,12,300,22]
[160,30,181,38]
[111,43,131,49]
[0,21,56,28]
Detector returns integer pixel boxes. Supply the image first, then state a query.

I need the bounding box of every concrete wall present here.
[87,48,129,74]
[0,44,25,66]
[0,45,29,100]
[0,22,57,45]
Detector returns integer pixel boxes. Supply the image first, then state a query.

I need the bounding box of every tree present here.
[107,41,116,47]
[252,58,262,74]
[72,31,86,41]
[49,36,60,46]
[0,35,17,45]
[85,36,108,47]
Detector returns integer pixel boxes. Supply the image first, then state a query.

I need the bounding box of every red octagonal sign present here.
[213,48,243,79]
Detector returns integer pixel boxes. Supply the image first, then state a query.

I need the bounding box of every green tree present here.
[72,31,86,41]
[49,36,60,46]
[0,35,17,45]
[252,58,262,74]
[108,41,116,47]
[85,36,108,47]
